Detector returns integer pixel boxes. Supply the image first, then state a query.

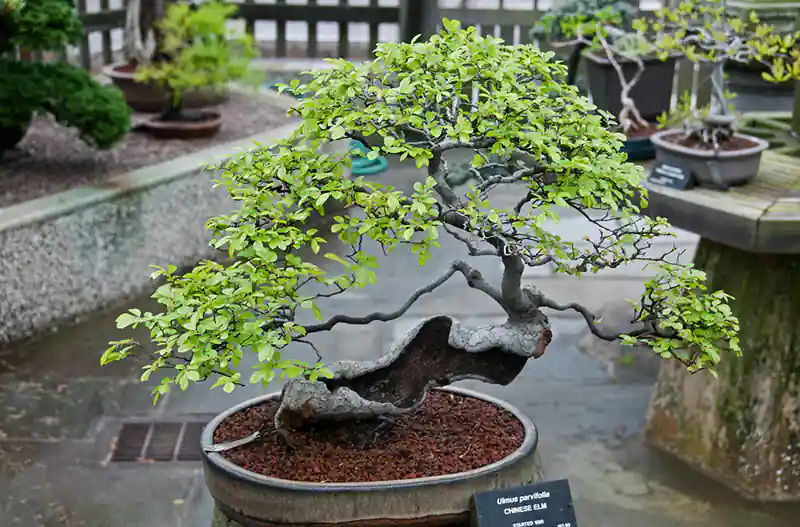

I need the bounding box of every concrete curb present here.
[0,90,325,346]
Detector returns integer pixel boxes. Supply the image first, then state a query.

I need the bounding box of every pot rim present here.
[201,385,538,493]
[102,61,139,80]
[142,111,223,130]
[650,129,770,158]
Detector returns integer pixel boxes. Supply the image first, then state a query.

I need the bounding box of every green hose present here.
[264,81,388,176]
[348,140,389,176]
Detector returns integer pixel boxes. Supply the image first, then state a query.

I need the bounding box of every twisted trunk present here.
[274,310,552,439]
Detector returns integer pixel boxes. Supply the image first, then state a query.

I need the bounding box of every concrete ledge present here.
[0,91,347,345]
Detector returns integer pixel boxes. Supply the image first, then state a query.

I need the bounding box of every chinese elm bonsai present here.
[636,0,800,187]
[0,0,131,156]
[133,0,256,139]
[103,21,741,456]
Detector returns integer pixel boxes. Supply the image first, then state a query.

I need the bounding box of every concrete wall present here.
[0,123,303,346]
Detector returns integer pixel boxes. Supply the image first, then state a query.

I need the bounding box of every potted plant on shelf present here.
[637,0,800,188]
[103,0,235,112]
[102,20,741,527]
[133,0,257,139]
[0,0,130,157]
[544,12,669,161]
[542,7,679,127]
[531,0,637,87]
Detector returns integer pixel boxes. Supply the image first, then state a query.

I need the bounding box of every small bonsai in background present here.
[543,8,655,136]
[636,0,800,150]
[0,0,131,155]
[103,21,740,449]
[134,0,257,138]
[532,0,637,85]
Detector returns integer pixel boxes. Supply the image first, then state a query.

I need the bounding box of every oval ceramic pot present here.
[138,111,223,140]
[102,62,228,113]
[622,136,656,162]
[650,130,770,188]
[202,386,544,527]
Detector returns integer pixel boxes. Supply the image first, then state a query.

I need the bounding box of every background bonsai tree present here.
[135,0,257,123]
[635,0,800,149]
[531,0,638,85]
[103,21,740,446]
[543,8,655,135]
[0,0,131,155]
[122,0,164,66]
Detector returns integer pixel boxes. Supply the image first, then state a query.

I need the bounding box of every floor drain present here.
[110,418,212,463]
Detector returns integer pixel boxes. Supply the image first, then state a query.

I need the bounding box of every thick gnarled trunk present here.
[274,313,552,437]
[645,238,800,501]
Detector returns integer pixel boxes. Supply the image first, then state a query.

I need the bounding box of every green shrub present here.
[0,0,130,152]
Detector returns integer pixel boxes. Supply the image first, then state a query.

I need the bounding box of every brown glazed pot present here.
[103,62,228,113]
[202,386,543,527]
[138,111,223,140]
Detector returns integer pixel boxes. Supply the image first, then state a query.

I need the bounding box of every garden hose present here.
[264,81,388,176]
[348,139,389,176]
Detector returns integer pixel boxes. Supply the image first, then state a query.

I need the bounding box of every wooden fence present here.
[67,0,712,108]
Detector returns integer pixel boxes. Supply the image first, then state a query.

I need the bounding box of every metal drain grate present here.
[110,418,210,463]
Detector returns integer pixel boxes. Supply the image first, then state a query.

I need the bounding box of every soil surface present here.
[0,91,294,209]
[661,131,759,152]
[213,391,526,483]
[626,123,659,140]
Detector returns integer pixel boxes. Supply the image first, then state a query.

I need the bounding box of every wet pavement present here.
[2,151,800,525]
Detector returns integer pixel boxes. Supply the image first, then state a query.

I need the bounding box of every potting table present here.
[640,151,800,502]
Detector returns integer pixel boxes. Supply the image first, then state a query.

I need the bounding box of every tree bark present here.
[645,238,800,501]
[274,312,551,440]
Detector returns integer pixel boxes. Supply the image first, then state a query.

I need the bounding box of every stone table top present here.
[641,151,800,254]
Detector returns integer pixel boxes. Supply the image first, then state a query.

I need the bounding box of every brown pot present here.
[139,111,223,140]
[102,62,228,113]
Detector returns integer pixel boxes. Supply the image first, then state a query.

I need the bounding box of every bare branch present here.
[303,261,460,334]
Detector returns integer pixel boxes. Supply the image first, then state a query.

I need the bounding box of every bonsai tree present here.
[531,0,638,85]
[0,0,131,154]
[122,0,164,66]
[635,0,800,149]
[543,9,655,135]
[102,21,741,446]
[135,0,257,126]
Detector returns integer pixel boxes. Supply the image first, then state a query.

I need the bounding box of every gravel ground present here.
[0,91,294,209]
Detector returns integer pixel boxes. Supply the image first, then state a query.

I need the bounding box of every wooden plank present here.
[368,0,380,55]
[242,0,255,36]
[100,0,113,66]
[276,0,287,58]
[79,9,126,32]
[438,8,541,28]
[337,0,349,58]
[75,0,92,70]
[235,4,398,24]
[308,0,318,58]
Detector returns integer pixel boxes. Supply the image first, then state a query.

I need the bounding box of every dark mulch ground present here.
[0,91,295,209]
[213,391,525,483]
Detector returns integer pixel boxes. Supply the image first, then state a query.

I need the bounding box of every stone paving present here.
[1,156,799,526]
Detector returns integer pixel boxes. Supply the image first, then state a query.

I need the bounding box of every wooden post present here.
[399,0,439,43]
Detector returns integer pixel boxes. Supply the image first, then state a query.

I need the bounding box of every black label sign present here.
[647,162,694,190]
[471,479,578,527]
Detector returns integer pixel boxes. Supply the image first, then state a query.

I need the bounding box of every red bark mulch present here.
[212,391,525,483]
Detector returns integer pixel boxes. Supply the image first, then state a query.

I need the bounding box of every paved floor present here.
[1,153,799,526]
